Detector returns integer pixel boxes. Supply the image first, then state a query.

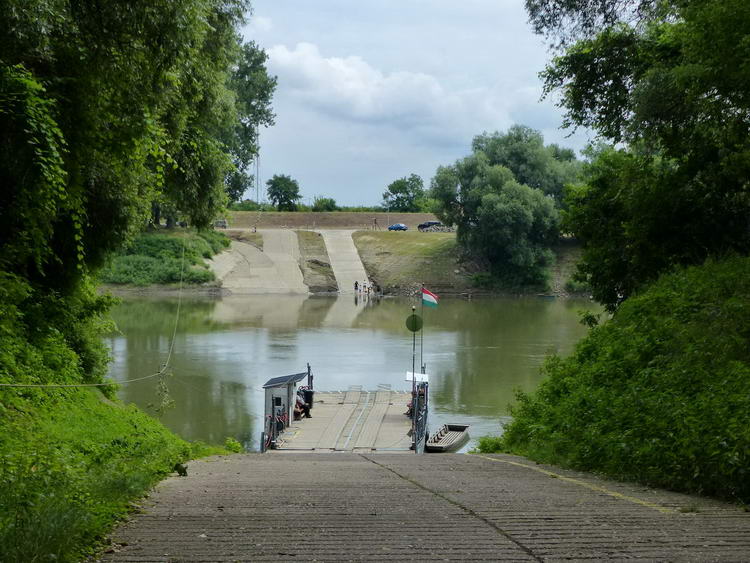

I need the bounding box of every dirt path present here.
[209,231,307,294]
[318,229,369,294]
[103,453,750,561]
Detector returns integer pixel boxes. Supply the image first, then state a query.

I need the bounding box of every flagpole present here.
[411,305,416,444]
[420,284,425,373]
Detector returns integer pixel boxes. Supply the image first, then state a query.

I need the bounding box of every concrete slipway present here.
[102,451,750,561]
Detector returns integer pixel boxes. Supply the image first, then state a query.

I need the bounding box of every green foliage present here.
[382,174,425,212]
[533,0,750,309]
[564,144,750,310]
[500,256,750,502]
[223,437,244,453]
[230,199,270,211]
[431,148,560,286]
[312,197,339,212]
[472,126,582,202]
[475,435,505,453]
[0,387,216,562]
[100,230,227,286]
[0,3,261,558]
[266,174,302,211]
[563,277,590,294]
[225,42,277,203]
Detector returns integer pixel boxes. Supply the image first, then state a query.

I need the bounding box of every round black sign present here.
[405,314,423,332]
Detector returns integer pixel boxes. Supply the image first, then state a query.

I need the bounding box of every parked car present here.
[388,223,408,231]
[418,220,442,231]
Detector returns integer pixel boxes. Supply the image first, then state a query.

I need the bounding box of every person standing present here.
[354,280,359,292]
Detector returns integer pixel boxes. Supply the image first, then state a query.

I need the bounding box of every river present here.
[107,294,596,451]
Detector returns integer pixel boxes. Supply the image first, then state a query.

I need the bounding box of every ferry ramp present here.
[103,452,750,561]
[317,229,368,294]
[276,388,412,452]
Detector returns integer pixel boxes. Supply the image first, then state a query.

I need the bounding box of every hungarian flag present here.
[422,288,439,308]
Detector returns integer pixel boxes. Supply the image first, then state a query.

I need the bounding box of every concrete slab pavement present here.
[318,230,369,294]
[102,453,750,562]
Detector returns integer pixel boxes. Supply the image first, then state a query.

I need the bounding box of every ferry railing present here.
[412,382,429,454]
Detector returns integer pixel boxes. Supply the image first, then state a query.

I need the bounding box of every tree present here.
[266,174,302,211]
[312,197,338,212]
[0,0,264,386]
[472,125,582,202]
[529,0,750,308]
[382,174,425,212]
[224,42,277,203]
[431,152,559,285]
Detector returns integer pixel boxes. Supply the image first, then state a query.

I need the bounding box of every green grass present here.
[352,231,473,292]
[0,273,230,561]
[489,256,750,502]
[100,229,229,286]
[0,387,228,562]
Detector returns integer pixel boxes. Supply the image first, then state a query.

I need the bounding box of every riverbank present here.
[485,256,750,503]
[100,229,229,287]
[352,231,585,297]
[0,384,230,561]
[101,226,585,299]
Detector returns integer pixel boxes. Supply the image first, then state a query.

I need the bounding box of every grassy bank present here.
[352,232,585,296]
[0,387,225,561]
[296,231,337,293]
[480,256,750,503]
[352,231,474,294]
[100,229,229,286]
[0,271,231,561]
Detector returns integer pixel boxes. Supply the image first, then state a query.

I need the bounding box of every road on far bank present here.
[102,452,750,561]
[209,230,308,294]
[226,210,438,231]
[317,229,369,294]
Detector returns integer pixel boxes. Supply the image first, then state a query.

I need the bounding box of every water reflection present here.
[108,294,597,450]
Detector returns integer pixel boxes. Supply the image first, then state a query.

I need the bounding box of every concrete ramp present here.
[318,230,368,294]
[277,390,412,452]
[211,231,308,294]
[104,453,750,562]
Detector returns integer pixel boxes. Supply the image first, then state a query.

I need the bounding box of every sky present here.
[241,1,593,206]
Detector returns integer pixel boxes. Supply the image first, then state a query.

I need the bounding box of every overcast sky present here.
[242,1,592,206]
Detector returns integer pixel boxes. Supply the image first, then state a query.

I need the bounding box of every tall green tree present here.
[472,125,581,202]
[0,0,271,385]
[432,152,559,285]
[382,174,425,212]
[266,174,302,211]
[225,42,277,203]
[529,0,750,309]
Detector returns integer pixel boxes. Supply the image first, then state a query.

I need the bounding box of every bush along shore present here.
[100,229,229,286]
[479,256,750,504]
[0,278,231,560]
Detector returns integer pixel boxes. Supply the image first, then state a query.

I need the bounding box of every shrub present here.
[500,256,750,502]
[564,277,590,294]
[196,229,230,254]
[224,437,244,453]
[100,230,226,286]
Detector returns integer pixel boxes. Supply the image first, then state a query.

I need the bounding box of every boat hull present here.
[425,423,470,453]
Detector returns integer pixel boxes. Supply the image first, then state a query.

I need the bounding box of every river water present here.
[107,294,596,451]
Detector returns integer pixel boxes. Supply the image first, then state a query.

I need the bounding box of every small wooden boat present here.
[425,423,470,453]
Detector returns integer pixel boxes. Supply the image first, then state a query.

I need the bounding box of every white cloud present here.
[266,43,509,144]
[246,15,273,35]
